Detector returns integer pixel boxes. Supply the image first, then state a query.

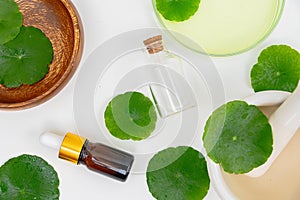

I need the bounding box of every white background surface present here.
[0,0,299,199]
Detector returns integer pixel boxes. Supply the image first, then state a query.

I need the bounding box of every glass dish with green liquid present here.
[152,0,285,56]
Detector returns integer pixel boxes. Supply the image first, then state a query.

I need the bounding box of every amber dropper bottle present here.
[40,132,134,181]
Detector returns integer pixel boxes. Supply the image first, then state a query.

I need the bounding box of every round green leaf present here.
[0,154,59,200]
[156,0,201,22]
[146,146,210,200]
[0,0,23,44]
[104,91,157,141]
[0,26,53,88]
[202,100,273,174]
[251,45,300,92]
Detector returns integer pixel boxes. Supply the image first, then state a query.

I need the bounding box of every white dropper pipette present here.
[247,81,300,177]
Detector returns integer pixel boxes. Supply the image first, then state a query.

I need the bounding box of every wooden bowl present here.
[0,0,83,110]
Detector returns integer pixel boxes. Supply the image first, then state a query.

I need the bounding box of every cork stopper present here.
[143,35,164,54]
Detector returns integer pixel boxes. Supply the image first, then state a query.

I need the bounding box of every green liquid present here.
[155,0,283,56]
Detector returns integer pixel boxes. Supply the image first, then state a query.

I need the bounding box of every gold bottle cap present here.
[59,132,86,164]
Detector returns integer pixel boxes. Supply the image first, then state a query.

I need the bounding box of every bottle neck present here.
[78,139,89,163]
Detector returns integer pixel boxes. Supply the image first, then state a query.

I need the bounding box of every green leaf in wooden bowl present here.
[0,26,53,88]
[0,0,23,45]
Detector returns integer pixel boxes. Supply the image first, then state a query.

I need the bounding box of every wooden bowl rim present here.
[0,0,84,110]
